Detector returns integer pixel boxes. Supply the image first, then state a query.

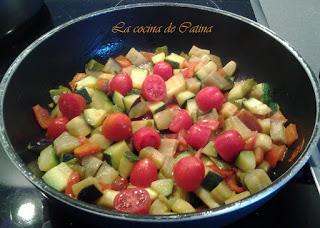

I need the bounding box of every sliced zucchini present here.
[244,169,272,194]
[118,153,135,178]
[186,78,201,94]
[148,101,166,114]
[132,119,155,132]
[165,73,186,100]
[188,45,210,57]
[220,102,239,118]
[49,86,71,103]
[72,176,97,197]
[175,90,195,107]
[160,156,175,178]
[201,171,222,191]
[123,94,141,111]
[235,150,256,172]
[42,162,73,191]
[186,99,198,122]
[130,68,148,89]
[250,83,272,104]
[128,100,148,119]
[151,179,174,197]
[89,133,111,150]
[255,133,272,151]
[66,115,91,137]
[194,187,220,209]
[224,116,252,140]
[202,71,233,90]
[139,147,165,169]
[175,151,194,163]
[258,161,271,172]
[76,76,97,90]
[95,162,119,184]
[90,90,114,113]
[210,181,234,204]
[159,138,178,157]
[126,48,147,66]
[151,52,166,64]
[61,153,77,163]
[38,145,58,172]
[97,189,119,208]
[257,118,271,134]
[155,46,169,56]
[171,199,195,213]
[83,108,107,128]
[225,191,250,204]
[243,98,272,115]
[103,58,121,74]
[227,79,256,101]
[222,60,237,77]
[85,59,104,73]
[165,53,186,69]
[153,109,175,130]
[81,156,103,177]
[103,141,130,170]
[112,91,125,111]
[150,199,170,215]
[196,61,217,81]
[202,142,217,157]
[53,132,80,155]
[232,98,247,108]
[270,119,286,144]
[198,108,219,120]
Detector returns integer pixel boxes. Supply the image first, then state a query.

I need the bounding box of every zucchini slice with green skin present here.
[90,90,114,113]
[95,162,119,184]
[194,187,220,209]
[83,108,107,128]
[150,199,170,215]
[254,133,272,151]
[225,191,250,204]
[130,68,148,89]
[148,101,166,114]
[250,83,272,104]
[72,176,98,197]
[186,99,198,122]
[188,45,210,57]
[151,179,174,197]
[42,162,73,191]
[222,60,237,77]
[175,90,195,107]
[165,53,186,69]
[123,94,141,112]
[202,71,233,91]
[76,76,97,90]
[202,141,217,157]
[154,109,175,130]
[97,189,119,208]
[227,79,256,101]
[139,147,165,169]
[155,46,169,56]
[165,74,186,100]
[210,181,234,204]
[112,91,125,111]
[53,132,80,155]
[103,141,130,170]
[244,169,272,194]
[235,150,256,172]
[128,100,148,119]
[224,116,252,140]
[81,156,103,178]
[132,119,155,132]
[103,58,121,74]
[38,145,58,172]
[66,115,92,137]
[270,119,286,144]
[88,133,111,150]
[126,48,147,66]
[118,154,135,178]
[171,199,195,213]
[243,97,272,115]
[201,171,223,191]
[152,52,166,64]
[85,59,104,73]
[195,61,217,81]
[186,78,201,94]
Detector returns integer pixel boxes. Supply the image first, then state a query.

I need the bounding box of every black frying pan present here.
[0,3,319,227]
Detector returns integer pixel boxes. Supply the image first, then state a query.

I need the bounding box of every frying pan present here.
[0,3,319,227]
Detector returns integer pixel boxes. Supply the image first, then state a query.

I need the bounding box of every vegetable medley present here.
[32,45,301,215]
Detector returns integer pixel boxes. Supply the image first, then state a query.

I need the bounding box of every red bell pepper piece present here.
[65,171,81,198]
[225,174,245,193]
[74,143,101,158]
[32,104,53,129]
[264,144,287,168]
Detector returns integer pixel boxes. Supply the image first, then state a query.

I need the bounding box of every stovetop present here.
[0,1,319,227]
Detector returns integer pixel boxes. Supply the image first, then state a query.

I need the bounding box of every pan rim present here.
[0,2,319,222]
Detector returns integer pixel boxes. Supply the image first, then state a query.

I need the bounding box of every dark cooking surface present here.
[0,1,319,227]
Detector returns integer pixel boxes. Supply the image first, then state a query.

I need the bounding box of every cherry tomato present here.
[153,61,173,81]
[142,74,166,102]
[169,109,192,133]
[195,87,225,112]
[185,124,211,149]
[58,93,86,120]
[114,187,151,214]
[102,113,132,141]
[173,156,205,192]
[110,72,133,96]
[132,127,161,151]
[111,177,129,191]
[64,171,81,198]
[46,117,68,139]
[214,130,245,162]
[130,158,158,188]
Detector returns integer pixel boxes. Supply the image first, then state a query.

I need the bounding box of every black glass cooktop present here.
[0,1,319,227]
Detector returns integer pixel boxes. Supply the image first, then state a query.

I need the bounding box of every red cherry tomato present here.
[185,124,211,149]
[173,156,205,192]
[195,87,225,112]
[214,130,245,162]
[58,93,86,120]
[110,72,133,96]
[132,127,161,151]
[102,113,132,141]
[113,187,151,214]
[130,158,158,188]
[111,177,129,191]
[46,117,68,139]
[169,109,193,133]
[142,74,166,101]
[153,61,173,81]
[64,171,81,198]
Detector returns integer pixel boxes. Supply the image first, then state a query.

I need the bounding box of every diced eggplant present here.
[78,184,103,203]
[201,171,222,191]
